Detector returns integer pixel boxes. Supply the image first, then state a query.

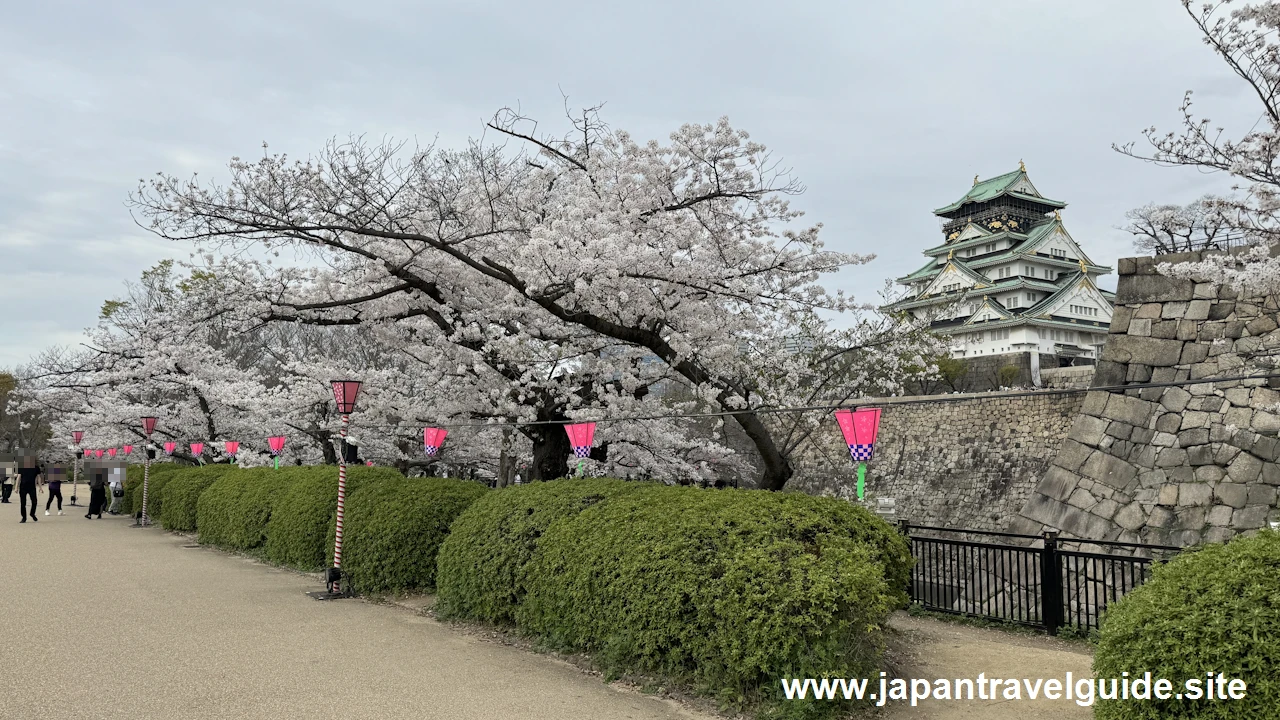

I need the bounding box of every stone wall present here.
[1013,251,1280,545]
[789,389,1083,530]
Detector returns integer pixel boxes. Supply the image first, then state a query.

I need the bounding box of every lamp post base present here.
[305,590,349,601]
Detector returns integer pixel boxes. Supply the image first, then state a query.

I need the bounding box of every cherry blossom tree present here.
[129,108,937,490]
[1116,1,1280,287]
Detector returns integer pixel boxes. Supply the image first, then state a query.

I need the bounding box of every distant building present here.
[883,164,1114,364]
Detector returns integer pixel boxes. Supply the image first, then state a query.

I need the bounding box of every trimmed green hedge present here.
[160,465,235,531]
[518,486,910,716]
[436,478,644,623]
[331,477,488,595]
[263,466,402,570]
[196,468,302,550]
[121,463,186,519]
[1094,530,1280,720]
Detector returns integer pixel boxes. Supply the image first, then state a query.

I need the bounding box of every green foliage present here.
[122,463,185,519]
[514,486,912,717]
[997,364,1021,387]
[332,477,488,595]
[935,355,969,390]
[159,465,235,531]
[1093,530,1280,720]
[196,468,304,550]
[436,478,645,623]
[262,465,402,571]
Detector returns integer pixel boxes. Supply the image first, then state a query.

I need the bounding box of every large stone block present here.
[1157,483,1178,505]
[1116,274,1195,304]
[1246,315,1278,335]
[1207,504,1235,526]
[1056,440,1094,472]
[1070,415,1109,447]
[1233,505,1271,530]
[1092,361,1127,388]
[1128,318,1152,337]
[1114,502,1146,531]
[1185,300,1211,321]
[1178,428,1211,448]
[1156,447,1189,468]
[1038,466,1079,502]
[1178,483,1213,506]
[1227,452,1264,483]
[1104,394,1157,426]
[1110,304,1133,334]
[1081,452,1138,491]
[1194,465,1225,483]
[1248,484,1277,506]
[1179,342,1210,365]
[1102,335,1185,367]
[1214,482,1248,508]
[1176,507,1207,530]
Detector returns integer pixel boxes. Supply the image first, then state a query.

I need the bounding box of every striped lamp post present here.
[140,416,159,526]
[71,430,84,506]
[327,379,362,597]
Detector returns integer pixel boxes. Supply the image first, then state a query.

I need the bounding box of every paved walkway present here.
[0,501,710,720]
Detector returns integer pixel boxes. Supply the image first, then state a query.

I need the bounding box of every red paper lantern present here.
[122,444,133,455]
[141,416,159,436]
[564,422,597,458]
[164,441,177,455]
[94,449,104,459]
[72,430,85,445]
[267,436,286,455]
[330,379,362,414]
[224,441,240,456]
[190,442,205,457]
[423,427,448,456]
[108,448,117,458]
[835,408,882,460]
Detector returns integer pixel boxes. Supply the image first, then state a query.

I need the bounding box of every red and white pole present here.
[332,413,349,594]
[141,448,151,526]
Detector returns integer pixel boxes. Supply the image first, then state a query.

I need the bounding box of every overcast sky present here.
[0,0,1261,368]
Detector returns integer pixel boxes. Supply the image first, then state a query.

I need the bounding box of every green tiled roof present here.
[933,169,1066,215]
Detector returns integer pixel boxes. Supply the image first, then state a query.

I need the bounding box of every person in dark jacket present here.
[44,462,67,515]
[85,464,107,519]
[16,453,42,523]
[0,453,14,503]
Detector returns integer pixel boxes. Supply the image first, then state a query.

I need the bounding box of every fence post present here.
[1040,530,1063,635]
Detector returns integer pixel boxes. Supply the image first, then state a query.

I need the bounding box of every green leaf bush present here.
[160,465,235,531]
[331,477,488,595]
[263,465,402,570]
[197,468,304,550]
[1093,530,1280,720]
[436,478,644,623]
[122,463,186,520]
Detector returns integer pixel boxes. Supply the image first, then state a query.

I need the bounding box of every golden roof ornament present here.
[973,174,980,186]
[1019,159,1026,172]
[948,249,955,260]
[1079,257,1088,273]
[1054,209,1062,221]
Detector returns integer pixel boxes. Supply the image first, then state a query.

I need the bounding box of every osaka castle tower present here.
[883,163,1114,362]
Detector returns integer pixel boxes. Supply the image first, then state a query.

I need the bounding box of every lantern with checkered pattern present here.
[423,427,448,457]
[563,422,596,477]
[835,407,883,501]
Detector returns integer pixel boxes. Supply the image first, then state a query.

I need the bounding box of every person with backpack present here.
[16,453,42,523]
[108,464,125,515]
[85,464,107,519]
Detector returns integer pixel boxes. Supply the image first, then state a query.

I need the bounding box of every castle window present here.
[1051,248,1067,258]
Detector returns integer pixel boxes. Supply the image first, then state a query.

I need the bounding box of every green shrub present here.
[160,466,235,531]
[517,486,912,717]
[263,465,403,571]
[1093,530,1280,720]
[197,467,308,550]
[436,478,645,623]
[122,463,185,520]
[332,477,488,595]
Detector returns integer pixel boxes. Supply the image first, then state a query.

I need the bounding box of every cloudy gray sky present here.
[0,0,1260,368]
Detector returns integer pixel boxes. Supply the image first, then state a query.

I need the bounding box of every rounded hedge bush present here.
[517,486,911,715]
[197,468,303,550]
[331,477,488,595]
[263,466,403,570]
[1093,530,1280,720]
[122,463,186,520]
[436,478,646,623]
[160,466,236,531]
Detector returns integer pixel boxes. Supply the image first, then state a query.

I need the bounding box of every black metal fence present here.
[901,523,1181,634]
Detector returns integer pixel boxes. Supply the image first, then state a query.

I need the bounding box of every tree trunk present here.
[497,426,514,488]
[527,423,572,481]
[734,411,794,491]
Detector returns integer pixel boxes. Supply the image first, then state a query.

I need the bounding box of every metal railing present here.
[901,523,1181,634]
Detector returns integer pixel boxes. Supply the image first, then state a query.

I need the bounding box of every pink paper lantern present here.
[423,427,448,456]
[190,442,205,457]
[164,441,177,455]
[834,408,883,462]
[564,422,597,458]
[330,379,362,414]
[72,430,85,444]
[108,448,117,458]
[224,441,240,456]
[141,416,159,436]
[122,444,133,455]
[267,436,286,455]
[94,449,104,459]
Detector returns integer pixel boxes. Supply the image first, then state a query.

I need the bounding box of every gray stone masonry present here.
[1014,250,1280,545]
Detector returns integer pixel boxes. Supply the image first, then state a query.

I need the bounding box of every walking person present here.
[16,452,42,523]
[0,454,14,503]
[108,464,125,515]
[85,465,107,519]
[44,462,66,516]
